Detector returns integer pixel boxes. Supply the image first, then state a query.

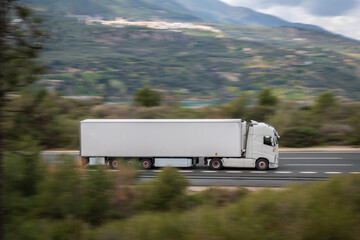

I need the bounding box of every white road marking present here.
[153,170,162,173]
[179,170,194,173]
[250,171,267,173]
[280,151,360,154]
[202,171,218,173]
[285,164,353,166]
[350,172,360,174]
[226,171,243,173]
[282,157,343,160]
[325,172,342,174]
[275,171,292,174]
[299,171,317,174]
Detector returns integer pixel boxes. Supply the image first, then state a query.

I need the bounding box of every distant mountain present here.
[151,0,325,31]
[23,0,201,21]
[22,0,360,100]
[24,0,325,32]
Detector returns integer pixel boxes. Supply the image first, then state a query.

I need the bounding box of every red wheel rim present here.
[144,161,148,166]
[214,162,218,166]
[260,162,264,167]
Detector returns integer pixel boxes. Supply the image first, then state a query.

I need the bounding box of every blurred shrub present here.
[349,112,360,145]
[257,88,278,106]
[136,167,189,211]
[188,187,250,207]
[319,124,352,145]
[313,91,337,115]
[246,105,275,122]
[109,162,139,218]
[4,136,45,236]
[225,93,250,119]
[92,174,360,240]
[134,87,162,107]
[81,166,112,225]
[37,155,83,218]
[281,126,322,147]
[4,89,99,149]
[5,218,89,240]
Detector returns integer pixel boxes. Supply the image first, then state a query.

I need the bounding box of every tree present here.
[257,88,278,106]
[134,87,162,107]
[0,0,46,237]
[281,126,322,147]
[137,167,189,211]
[37,155,82,219]
[313,91,337,114]
[227,93,250,119]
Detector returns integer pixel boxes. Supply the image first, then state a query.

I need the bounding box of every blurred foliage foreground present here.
[4,151,360,240]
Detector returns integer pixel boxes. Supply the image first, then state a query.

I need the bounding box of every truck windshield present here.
[273,129,280,145]
[274,136,278,145]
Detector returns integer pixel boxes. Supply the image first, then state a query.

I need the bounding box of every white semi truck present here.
[80,119,279,170]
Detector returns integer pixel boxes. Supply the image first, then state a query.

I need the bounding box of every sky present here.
[220,0,360,40]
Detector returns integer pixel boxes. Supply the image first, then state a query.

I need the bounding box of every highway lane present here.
[41,150,360,187]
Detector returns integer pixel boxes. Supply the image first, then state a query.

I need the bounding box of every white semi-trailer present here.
[80,119,279,170]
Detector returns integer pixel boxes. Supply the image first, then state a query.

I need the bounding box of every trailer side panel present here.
[80,120,242,157]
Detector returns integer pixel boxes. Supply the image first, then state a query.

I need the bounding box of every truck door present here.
[263,135,275,163]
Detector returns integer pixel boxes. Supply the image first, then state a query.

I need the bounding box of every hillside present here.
[24,0,324,32]
[217,24,360,54]
[154,0,324,31]
[35,14,360,101]
[23,0,201,21]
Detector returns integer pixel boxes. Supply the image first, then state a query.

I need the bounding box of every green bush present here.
[188,187,250,207]
[257,88,278,106]
[349,112,360,145]
[81,166,112,225]
[92,174,360,240]
[134,87,162,107]
[136,167,189,211]
[37,155,83,218]
[281,126,322,147]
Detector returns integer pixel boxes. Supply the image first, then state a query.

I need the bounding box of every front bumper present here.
[269,156,279,169]
[269,162,279,169]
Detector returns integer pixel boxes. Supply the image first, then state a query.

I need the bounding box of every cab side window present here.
[264,136,272,146]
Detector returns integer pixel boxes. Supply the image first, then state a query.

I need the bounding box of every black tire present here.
[109,159,120,169]
[209,158,223,170]
[256,158,269,171]
[141,159,153,169]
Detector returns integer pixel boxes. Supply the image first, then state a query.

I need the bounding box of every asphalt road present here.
[41,150,360,187]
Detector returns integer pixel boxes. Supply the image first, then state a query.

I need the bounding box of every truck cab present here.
[214,120,279,170]
[245,121,279,169]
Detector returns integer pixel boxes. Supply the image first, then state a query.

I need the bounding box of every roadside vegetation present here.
[4,88,360,150]
[4,153,360,239]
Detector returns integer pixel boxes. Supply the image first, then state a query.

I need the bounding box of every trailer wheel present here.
[256,158,269,171]
[109,159,120,169]
[209,158,223,170]
[141,159,153,169]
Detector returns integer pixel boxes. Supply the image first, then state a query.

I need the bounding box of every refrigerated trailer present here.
[80,119,279,170]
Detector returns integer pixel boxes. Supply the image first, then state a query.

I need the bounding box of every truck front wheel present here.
[141,159,153,169]
[209,158,223,170]
[256,158,269,171]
